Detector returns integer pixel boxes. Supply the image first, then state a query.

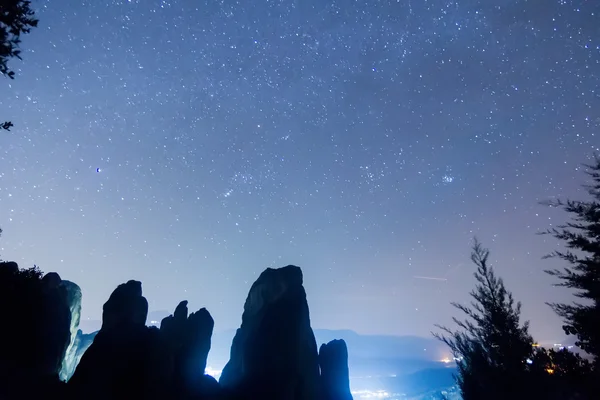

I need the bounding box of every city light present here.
[205,366,222,378]
[351,390,391,399]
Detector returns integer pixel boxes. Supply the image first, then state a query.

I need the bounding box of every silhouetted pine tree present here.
[1,0,38,130]
[542,156,600,367]
[434,239,534,400]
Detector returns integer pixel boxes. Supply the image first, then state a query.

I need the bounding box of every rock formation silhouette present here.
[59,280,83,381]
[219,265,322,400]
[68,280,172,400]
[0,263,353,400]
[61,329,97,382]
[160,300,217,398]
[319,339,353,400]
[0,262,77,399]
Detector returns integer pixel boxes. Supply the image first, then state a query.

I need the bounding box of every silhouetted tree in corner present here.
[529,347,593,399]
[541,155,600,367]
[1,0,38,130]
[433,239,534,400]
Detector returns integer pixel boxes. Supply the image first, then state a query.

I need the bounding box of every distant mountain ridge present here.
[80,316,450,365]
[208,328,452,376]
[78,315,458,393]
[314,329,448,359]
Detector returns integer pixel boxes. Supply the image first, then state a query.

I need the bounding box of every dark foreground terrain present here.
[0,262,354,400]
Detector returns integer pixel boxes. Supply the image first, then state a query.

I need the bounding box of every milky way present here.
[1,0,599,340]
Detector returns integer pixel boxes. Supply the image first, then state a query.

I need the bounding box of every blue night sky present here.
[1,0,599,342]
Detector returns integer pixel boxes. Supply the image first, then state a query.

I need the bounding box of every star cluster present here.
[0,0,599,339]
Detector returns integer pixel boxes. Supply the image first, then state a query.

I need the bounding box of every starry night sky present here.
[1,0,599,341]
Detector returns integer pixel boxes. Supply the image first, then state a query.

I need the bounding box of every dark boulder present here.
[219,265,321,400]
[0,263,72,399]
[38,272,73,378]
[68,280,172,400]
[160,300,215,397]
[319,340,353,400]
[0,260,19,274]
[101,280,148,331]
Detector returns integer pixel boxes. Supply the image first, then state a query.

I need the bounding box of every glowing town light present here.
[205,366,222,378]
[350,390,391,399]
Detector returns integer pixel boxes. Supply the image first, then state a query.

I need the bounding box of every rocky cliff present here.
[58,280,82,381]
[220,265,321,400]
[0,263,353,400]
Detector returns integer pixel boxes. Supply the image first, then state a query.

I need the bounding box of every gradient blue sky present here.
[1,0,599,341]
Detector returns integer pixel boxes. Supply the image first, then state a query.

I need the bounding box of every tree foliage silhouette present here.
[529,347,594,399]
[434,239,534,400]
[1,0,38,131]
[541,155,600,366]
